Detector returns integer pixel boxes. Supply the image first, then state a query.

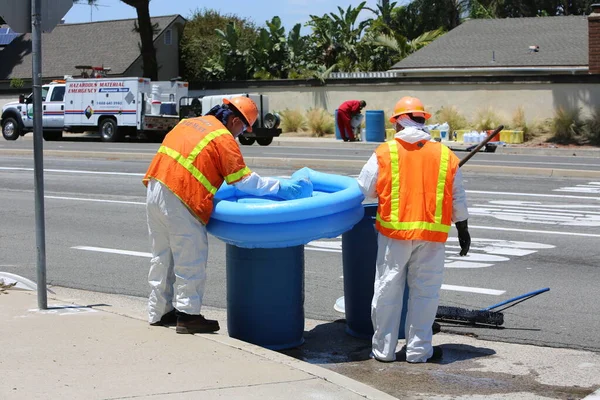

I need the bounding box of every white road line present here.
[72,245,505,296]
[47,196,144,205]
[471,159,600,167]
[470,225,600,237]
[266,152,367,159]
[306,247,341,253]
[467,190,599,201]
[441,284,505,295]
[72,246,151,258]
[0,167,143,176]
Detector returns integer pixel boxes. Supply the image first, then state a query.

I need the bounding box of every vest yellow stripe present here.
[379,141,451,234]
[157,146,218,195]
[435,145,450,224]
[157,128,233,195]
[388,140,400,221]
[187,129,230,161]
[376,215,451,233]
[225,166,251,184]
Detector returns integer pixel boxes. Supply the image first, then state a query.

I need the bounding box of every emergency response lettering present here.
[99,82,125,87]
[68,81,126,94]
[68,82,98,94]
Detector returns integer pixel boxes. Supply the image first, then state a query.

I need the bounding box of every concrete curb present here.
[584,388,600,400]
[495,146,600,158]
[201,334,398,400]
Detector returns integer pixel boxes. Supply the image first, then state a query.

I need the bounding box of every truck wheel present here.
[43,131,62,141]
[2,117,20,141]
[256,137,273,146]
[99,118,121,142]
[238,135,255,146]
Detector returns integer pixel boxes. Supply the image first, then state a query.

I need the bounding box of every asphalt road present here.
[1,135,600,172]
[0,140,599,353]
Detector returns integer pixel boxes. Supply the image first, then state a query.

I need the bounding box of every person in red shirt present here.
[337,100,366,142]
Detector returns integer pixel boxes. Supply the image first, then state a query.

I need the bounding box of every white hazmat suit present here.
[147,173,280,324]
[357,127,469,362]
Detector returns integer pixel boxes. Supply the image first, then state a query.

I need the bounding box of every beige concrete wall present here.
[0,94,18,110]
[191,81,600,124]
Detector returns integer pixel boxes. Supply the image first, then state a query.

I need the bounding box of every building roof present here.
[0,15,184,81]
[390,16,589,73]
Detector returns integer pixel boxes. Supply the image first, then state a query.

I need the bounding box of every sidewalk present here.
[0,287,394,400]
[1,286,599,399]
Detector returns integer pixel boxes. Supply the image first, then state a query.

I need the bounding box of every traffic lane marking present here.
[71,245,506,296]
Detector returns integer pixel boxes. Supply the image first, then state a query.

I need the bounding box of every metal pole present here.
[32,0,47,310]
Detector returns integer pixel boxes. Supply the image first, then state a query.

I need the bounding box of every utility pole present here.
[31,0,47,310]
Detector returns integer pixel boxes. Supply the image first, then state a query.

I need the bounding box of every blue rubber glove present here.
[277,177,313,200]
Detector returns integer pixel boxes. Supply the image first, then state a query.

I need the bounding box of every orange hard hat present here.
[389,96,431,123]
[223,96,259,132]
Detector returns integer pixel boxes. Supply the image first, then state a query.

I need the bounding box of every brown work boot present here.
[176,313,220,334]
[149,309,177,327]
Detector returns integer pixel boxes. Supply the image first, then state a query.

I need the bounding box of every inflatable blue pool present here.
[207,167,365,248]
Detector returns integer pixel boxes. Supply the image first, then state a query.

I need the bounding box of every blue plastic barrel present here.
[334,109,342,140]
[365,110,385,142]
[226,244,305,350]
[341,203,408,339]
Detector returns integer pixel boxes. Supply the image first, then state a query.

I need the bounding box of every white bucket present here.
[150,85,162,115]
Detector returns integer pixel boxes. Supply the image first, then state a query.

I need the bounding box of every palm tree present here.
[372,27,445,60]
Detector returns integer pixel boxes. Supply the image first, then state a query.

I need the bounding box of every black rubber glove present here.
[455,219,470,256]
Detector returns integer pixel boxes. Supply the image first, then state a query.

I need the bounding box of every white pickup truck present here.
[1,77,188,142]
[179,93,282,146]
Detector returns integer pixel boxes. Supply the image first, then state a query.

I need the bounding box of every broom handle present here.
[482,287,550,311]
[458,125,504,167]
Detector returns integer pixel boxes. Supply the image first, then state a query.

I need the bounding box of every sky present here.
[63,0,384,33]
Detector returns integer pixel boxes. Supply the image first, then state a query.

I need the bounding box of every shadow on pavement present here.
[278,319,496,366]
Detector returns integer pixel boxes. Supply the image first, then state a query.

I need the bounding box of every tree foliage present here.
[177,0,596,82]
[180,9,258,81]
[476,0,594,17]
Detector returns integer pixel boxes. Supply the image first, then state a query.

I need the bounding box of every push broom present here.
[436,125,551,326]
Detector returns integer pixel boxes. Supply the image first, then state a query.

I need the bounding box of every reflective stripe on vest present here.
[376,140,451,234]
[156,128,231,195]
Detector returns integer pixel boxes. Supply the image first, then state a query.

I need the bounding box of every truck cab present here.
[1,80,66,141]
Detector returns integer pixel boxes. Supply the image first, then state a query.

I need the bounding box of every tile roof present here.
[0,15,183,80]
[391,16,589,71]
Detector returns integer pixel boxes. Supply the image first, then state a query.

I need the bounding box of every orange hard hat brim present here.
[389,110,432,123]
[223,97,253,132]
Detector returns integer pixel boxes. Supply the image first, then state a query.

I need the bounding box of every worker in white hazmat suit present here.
[357,96,470,362]
[143,96,312,334]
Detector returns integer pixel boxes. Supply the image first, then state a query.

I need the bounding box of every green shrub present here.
[279,109,307,133]
[525,118,551,141]
[473,106,503,132]
[433,105,468,131]
[584,108,600,146]
[511,106,530,139]
[9,78,25,89]
[549,107,586,144]
[306,108,334,137]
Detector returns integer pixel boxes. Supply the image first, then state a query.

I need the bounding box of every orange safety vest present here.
[143,115,251,224]
[374,138,459,243]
